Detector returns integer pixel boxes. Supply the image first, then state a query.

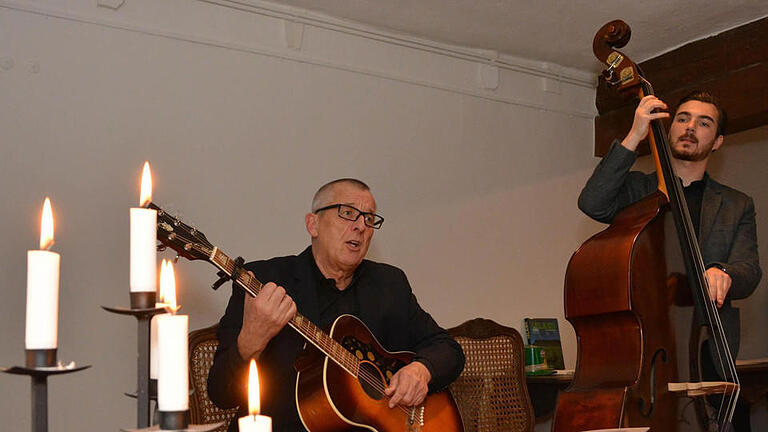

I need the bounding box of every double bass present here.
[554,20,740,432]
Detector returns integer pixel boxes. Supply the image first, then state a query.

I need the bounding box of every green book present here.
[523,318,565,370]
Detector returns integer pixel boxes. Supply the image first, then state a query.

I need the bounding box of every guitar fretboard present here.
[210,248,361,376]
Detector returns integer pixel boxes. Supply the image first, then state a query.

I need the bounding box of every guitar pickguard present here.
[341,336,405,385]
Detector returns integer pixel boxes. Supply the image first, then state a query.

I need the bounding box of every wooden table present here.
[525,371,573,422]
[735,358,768,404]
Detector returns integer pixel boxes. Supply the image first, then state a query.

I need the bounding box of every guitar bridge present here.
[405,406,424,432]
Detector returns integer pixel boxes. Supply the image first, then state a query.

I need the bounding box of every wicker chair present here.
[188,324,239,432]
[447,318,535,432]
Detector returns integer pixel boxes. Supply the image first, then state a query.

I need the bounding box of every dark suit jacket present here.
[207,247,465,432]
[578,142,761,360]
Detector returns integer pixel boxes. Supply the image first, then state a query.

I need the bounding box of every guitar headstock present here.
[148,202,214,262]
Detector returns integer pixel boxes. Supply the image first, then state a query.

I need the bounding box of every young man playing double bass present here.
[579,91,762,431]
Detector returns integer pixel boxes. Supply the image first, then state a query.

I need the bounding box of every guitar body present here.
[295,315,464,432]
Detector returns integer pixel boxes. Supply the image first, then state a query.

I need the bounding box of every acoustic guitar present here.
[149,202,464,432]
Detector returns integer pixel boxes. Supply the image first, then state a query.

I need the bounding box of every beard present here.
[669,131,715,162]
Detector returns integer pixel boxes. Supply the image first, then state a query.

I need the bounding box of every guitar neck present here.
[209,247,360,376]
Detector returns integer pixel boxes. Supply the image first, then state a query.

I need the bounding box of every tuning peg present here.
[173,254,180,264]
[156,243,167,252]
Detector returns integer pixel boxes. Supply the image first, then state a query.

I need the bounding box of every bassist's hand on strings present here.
[237,279,297,360]
[705,267,732,308]
[621,95,669,152]
[385,361,431,408]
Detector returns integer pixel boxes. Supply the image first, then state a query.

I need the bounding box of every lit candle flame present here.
[139,161,152,207]
[40,197,55,250]
[159,259,180,313]
[248,359,260,416]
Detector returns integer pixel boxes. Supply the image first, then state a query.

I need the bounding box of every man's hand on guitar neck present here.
[385,361,431,408]
[237,280,297,361]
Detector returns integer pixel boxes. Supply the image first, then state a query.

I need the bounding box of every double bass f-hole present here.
[639,348,668,417]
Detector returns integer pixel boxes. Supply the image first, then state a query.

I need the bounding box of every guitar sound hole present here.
[358,361,386,401]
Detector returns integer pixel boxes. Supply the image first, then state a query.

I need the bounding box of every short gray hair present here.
[311,178,370,212]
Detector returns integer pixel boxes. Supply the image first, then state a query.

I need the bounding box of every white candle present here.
[25,197,60,350]
[156,260,187,411]
[157,313,188,411]
[238,414,272,432]
[130,161,156,293]
[151,260,175,379]
[238,360,272,432]
[150,312,163,380]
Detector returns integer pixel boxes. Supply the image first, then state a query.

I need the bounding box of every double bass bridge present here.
[668,381,739,397]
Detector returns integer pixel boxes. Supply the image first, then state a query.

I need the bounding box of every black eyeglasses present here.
[314,204,384,229]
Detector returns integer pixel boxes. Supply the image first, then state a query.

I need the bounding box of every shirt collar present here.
[308,246,366,291]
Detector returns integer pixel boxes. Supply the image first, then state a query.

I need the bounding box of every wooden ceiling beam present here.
[594,17,768,157]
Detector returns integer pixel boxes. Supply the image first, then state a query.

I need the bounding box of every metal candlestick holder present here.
[103,291,164,429]
[124,379,159,425]
[1,352,90,432]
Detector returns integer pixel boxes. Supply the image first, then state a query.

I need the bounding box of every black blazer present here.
[207,247,465,432]
[578,142,762,359]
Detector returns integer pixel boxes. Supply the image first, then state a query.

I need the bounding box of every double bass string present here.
[671,169,740,426]
[642,78,740,426]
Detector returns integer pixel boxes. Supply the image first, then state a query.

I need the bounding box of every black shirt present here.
[683,175,707,238]
[312,256,364,330]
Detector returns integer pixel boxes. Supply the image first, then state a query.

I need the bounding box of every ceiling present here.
[255,0,768,73]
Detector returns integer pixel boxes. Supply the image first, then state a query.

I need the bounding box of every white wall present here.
[0,1,765,431]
